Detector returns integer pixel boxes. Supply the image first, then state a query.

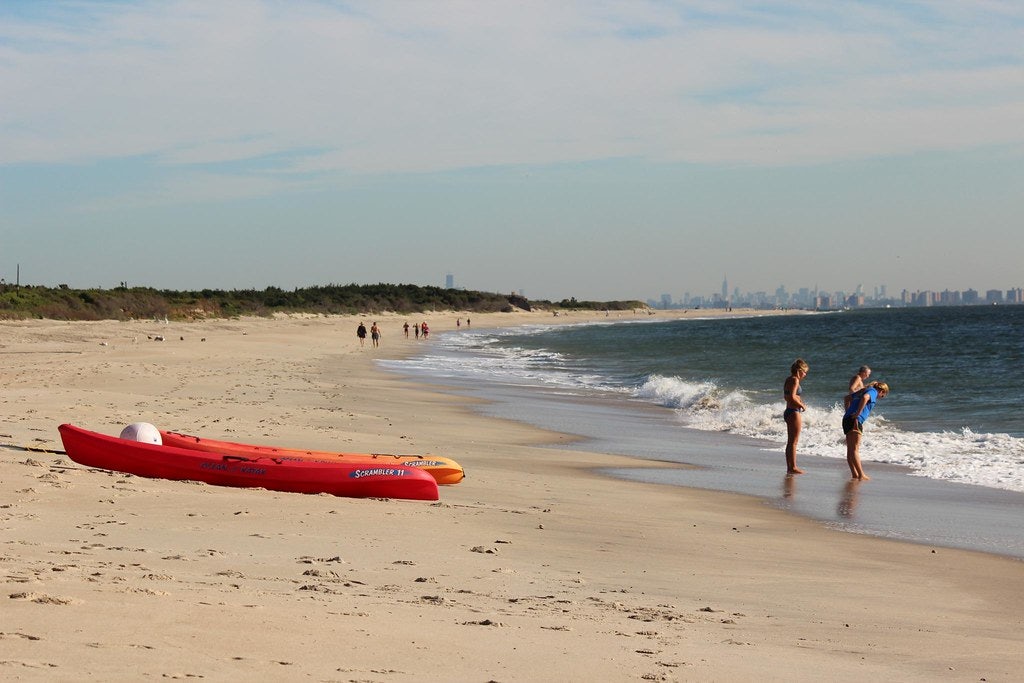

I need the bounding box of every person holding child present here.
[843,381,890,480]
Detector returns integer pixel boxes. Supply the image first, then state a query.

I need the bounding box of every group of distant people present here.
[355,321,382,348]
[784,360,890,480]
[359,319,454,347]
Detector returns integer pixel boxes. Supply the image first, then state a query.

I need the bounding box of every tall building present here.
[775,284,788,306]
[445,273,454,289]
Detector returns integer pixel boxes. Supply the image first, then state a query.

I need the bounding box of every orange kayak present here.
[160,430,465,485]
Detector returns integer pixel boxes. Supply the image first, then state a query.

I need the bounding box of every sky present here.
[1,1,1022,302]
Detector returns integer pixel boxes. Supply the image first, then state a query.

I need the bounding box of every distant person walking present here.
[414,323,420,339]
[370,322,381,348]
[843,381,890,480]
[783,359,809,475]
[844,365,872,409]
[421,321,429,339]
[356,322,367,348]
[403,322,410,338]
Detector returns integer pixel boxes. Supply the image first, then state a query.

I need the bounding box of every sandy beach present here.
[2,310,1023,682]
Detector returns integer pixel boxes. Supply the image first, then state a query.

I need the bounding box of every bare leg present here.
[785,412,805,474]
[845,430,859,478]
[845,430,870,480]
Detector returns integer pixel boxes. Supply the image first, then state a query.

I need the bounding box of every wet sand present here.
[438,374,1024,559]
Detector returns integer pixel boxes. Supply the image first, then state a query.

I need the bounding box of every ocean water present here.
[380,306,1024,557]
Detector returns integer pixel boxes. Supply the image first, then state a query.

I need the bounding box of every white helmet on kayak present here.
[119,422,162,445]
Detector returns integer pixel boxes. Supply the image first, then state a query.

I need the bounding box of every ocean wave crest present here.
[634,373,1024,492]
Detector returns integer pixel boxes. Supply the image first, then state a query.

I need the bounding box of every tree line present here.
[0,283,644,321]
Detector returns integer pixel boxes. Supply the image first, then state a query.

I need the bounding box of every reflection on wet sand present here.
[783,474,797,500]
[838,480,861,518]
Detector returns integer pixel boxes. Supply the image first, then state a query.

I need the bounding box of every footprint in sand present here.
[126,587,170,596]
[420,595,446,605]
[36,473,70,488]
[470,546,499,554]
[215,570,246,579]
[296,555,346,564]
[0,632,43,641]
[298,584,343,595]
[301,569,340,579]
[461,618,503,627]
[9,592,80,605]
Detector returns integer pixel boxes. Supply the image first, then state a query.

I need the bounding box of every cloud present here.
[74,168,313,214]
[2,0,1023,177]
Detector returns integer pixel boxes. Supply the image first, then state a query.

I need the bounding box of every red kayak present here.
[58,424,439,501]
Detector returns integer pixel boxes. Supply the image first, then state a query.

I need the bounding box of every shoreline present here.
[420,361,1024,560]
[382,312,1024,560]
[3,312,1023,681]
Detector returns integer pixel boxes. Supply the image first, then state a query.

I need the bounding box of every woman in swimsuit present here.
[783,358,809,475]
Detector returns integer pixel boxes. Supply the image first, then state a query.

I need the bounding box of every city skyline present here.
[651,277,1024,310]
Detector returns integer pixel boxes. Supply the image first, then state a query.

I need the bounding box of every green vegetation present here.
[552,297,640,311]
[0,283,646,321]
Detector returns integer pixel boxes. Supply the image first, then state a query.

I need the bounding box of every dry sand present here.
[2,310,1022,682]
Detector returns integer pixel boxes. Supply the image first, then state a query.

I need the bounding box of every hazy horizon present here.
[2,2,1022,301]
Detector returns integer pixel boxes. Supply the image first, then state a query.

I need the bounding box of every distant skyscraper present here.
[445,273,454,289]
[722,275,728,302]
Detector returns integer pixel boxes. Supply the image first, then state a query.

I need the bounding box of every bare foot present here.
[858,474,871,481]
[787,468,804,475]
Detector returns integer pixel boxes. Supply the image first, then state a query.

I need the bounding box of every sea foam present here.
[633,373,1024,493]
